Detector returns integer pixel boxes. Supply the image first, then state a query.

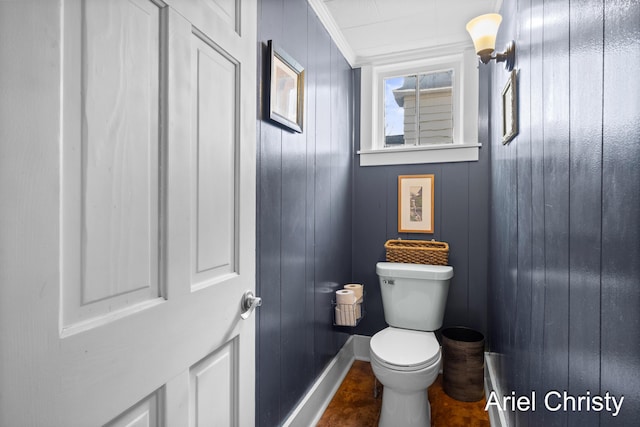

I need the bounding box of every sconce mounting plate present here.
[496,41,516,71]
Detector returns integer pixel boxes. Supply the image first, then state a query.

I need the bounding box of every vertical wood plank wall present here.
[256,0,353,425]
[257,0,640,426]
[351,69,491,339]
[487,0,640,425]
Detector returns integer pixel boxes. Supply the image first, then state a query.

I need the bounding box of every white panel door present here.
[0,0,256,426]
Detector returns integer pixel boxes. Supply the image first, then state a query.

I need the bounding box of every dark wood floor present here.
[316,360,490,427]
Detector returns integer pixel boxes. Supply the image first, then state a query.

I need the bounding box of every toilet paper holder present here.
[332,294,365,327]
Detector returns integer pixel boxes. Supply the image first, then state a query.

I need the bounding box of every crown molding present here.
[354,40,475,67]
[308,0,490,69]
[307,0,357,67]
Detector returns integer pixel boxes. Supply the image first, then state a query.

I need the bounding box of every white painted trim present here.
[358,144,482,166]
[484,352,509,427]
[354,41,475,68]
[306,0,481,68]
[352,334,371,361]
[281,336,356,427]
[359,48,481,167]
[282,337,501,427]
[307,0,356,66]
[280,335,371,426]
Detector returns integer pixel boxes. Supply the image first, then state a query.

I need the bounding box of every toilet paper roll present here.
[336,303,359,326]
[336,289,356,304]
[335,306,345,326]
[346,306,356,326]
[344,284,364,300]
[337,304,355,326]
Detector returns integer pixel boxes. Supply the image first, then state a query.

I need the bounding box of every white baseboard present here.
[352,334,371,361]
[484,352,508,427]
[280,335,372,427]
[281,336,357,427]
[282,335,505,427]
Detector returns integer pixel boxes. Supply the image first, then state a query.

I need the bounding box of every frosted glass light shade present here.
[466,13,502,55]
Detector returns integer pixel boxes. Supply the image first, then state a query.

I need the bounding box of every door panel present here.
[192,32,238,286]
[201,0,240,33]
[190,338,239,426]
[106,390,163,427]
[81,0,160,304]
[62,0,162,329]
[0,0,256,425]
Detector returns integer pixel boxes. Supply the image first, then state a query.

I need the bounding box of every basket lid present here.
[385,239,449,249]
[376,262,453,280]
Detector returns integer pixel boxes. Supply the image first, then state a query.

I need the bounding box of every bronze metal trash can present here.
[442,327,485,402]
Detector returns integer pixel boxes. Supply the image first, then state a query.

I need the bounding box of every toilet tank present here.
[376,262,453,331]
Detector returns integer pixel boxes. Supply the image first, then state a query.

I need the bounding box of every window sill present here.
[358,143,482,166]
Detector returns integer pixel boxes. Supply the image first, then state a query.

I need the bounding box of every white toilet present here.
[370,262,454,427]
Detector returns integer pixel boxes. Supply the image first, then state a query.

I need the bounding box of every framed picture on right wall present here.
[502,69,519,144]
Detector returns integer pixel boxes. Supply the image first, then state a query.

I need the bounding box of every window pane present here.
[418,70,453,145]
[384,76,415,146]
[384,70,454,148]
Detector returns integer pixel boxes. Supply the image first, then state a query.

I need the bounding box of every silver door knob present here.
[240,290,262,320]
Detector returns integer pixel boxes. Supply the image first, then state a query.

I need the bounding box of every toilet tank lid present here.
[376,262,453,280]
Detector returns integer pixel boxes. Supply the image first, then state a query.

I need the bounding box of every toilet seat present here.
[370,327,440,372]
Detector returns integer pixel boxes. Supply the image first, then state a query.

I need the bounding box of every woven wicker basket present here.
[384,239,449,265]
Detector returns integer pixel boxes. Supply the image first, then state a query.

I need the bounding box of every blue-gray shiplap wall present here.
[256,0,353,425]
[487,0,640,425]
[350,69,491,339]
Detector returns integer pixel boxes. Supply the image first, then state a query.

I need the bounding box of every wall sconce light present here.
[466,13,515,71]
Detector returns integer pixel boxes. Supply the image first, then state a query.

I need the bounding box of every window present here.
[359,49,481,166]
[384,70,454,147]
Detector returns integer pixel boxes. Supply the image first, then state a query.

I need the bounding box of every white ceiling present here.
[309,0,503,66]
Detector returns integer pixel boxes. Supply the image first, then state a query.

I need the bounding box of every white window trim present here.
[359,48,481,166]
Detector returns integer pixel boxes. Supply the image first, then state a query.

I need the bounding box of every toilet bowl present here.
[370,327,441,427]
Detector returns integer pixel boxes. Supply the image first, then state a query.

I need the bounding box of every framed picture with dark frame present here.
[268,40,304,133]
[502,69,518,144]
[398,174,435,234]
